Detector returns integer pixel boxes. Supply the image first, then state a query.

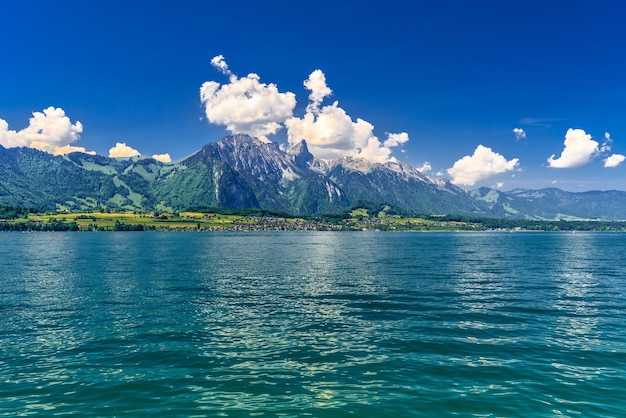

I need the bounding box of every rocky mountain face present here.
[153,134,485,215]
[1,134,626,219]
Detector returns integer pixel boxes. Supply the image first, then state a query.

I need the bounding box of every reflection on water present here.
[1,232,626,416]
[551,233,602,352]
[189,233,397,411]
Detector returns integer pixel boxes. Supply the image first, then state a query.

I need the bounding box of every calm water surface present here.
[1,232,625,417]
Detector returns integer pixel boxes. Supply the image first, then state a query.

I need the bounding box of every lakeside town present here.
[2,204,626,232]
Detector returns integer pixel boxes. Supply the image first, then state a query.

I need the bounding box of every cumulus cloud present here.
[304,69,332,113]
[285,70,408,162]
[548,128,599,168]
[513,127,526,140]
[495,181,504,189]
[604,154,625,168]
[384,132,409,148]
[151,153,172,163]
[200,56,296,142]
[285,102,405,162]
[109,142,140,158]
[285,104,373,159]
[0,107,92,155]
[447,145,519,186]
[200,59,409,162]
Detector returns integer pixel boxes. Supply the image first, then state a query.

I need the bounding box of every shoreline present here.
[3,209,626,233]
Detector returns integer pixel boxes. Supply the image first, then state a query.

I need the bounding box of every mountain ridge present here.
[1,136,626,220]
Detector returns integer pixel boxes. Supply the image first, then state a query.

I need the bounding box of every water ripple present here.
[1,232,626,416]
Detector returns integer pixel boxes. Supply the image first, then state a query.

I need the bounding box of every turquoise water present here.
[1,232,626,417]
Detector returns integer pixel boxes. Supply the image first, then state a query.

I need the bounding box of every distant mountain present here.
[471,187,626,220]
[1,135,626,219]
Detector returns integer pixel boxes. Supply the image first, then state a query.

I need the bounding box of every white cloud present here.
[548,128,599,168]
[417,161,432,173]
[599,132,625,166]
[384,132,409,148]
[0,107,91,155]
[304,69,332,113]
[200,60,409,162]
[604,154,625,168]
[285,101,403,162]
[200,56,296,142]
[513,127,526,140]
[285,70,407,162]
[447,145,519,186]
[53,145,96,156]
[286,103,374,159]
[359,137,393,163]
[152,153,171,163]
[495,181,504,189]
[210,54,232,77]
[109,142,140,158]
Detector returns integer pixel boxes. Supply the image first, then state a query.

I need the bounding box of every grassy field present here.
[28,211,252,230]
[8,209,454,231]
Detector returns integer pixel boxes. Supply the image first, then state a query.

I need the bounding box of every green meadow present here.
[30,211,264,231]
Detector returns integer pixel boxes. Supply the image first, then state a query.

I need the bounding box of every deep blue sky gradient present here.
[2,0,626,190]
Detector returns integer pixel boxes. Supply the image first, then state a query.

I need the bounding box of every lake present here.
[1,232,625,416]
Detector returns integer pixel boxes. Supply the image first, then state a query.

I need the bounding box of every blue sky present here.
[2,0,626,191]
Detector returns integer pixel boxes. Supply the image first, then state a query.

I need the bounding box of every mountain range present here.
[1,134,625,220]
